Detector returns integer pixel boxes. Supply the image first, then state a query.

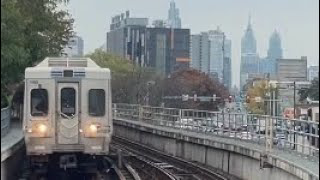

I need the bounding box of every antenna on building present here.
[170,0,175,7]
[247,13,252,29]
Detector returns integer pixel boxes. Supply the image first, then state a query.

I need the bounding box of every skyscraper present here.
[191,32,210,73]
[240,16,259,90]
[259,30,283,76]
[106,11,148,66]
[63,35,84,57]
[191,34,201,70]
[241,16,257,54]
[267,30,283,60]
[223,39,232,90]
[208,27,225,81]
[146,28,190,75]
[191,28,232,88]
[107,11,190,75]
[167,1,182,29]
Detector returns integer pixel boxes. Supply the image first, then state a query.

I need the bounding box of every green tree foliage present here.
[88,49,159,104]
[299,77,319,101]
[1,0,73,107]
[1,93,8,108]
[16,0,73,64]
[246,80,276,114]
[1,0,28,105]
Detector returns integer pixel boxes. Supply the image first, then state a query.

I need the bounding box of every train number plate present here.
[34,145,45,150]
[30,80,38,84]
[91,146,102,150]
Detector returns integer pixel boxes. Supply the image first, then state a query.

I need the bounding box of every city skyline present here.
[63,0,319,87]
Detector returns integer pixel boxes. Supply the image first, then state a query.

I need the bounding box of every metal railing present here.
[1,107,11,137]
[113,104,319,160]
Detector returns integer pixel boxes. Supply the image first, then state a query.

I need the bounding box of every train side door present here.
[57,83,79,144]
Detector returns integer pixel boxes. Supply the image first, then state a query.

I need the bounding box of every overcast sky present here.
[64,0,319,87]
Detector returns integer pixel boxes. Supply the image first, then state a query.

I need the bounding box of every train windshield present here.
[89,89,105,117]
[31,89,48,116]
[61,88,76,117]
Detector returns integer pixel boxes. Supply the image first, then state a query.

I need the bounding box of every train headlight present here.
[38,124,47,133]
[89,124,98,133]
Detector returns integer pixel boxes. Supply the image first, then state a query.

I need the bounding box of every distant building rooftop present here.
[110,11,148,30]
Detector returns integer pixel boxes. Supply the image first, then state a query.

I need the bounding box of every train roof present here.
[25,57,110,79]
[36,57,100,68]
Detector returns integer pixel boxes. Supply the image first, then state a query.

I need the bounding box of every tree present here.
[299,77,319,101]
[1,0,73,106]
[88,50,229,110]
[15,0,74,66]
[162,69,229,110]
[1,93,8,108]
[88,49,161,104]
[1,0,29,103]
[246,80,276,114]
[88,49,136,103]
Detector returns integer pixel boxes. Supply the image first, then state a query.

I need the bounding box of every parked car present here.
[238,132,253,140]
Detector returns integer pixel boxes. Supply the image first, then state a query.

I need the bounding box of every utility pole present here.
[146,81,155,106]
[293,81,296,150]
[222,33,225,85]
[293,81,296,119]
[272,90,277,116]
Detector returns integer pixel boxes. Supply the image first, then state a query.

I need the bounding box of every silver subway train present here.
[23,57,113,157]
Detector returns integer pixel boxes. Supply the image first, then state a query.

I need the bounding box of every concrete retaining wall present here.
[1,145,25,180]
[1,107,10,137]
[1,119,25,180]
[114,120,318,180]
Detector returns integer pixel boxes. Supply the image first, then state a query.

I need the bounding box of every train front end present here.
[23,58,113,157]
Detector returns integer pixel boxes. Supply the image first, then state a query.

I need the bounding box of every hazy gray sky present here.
[64,0,319,87]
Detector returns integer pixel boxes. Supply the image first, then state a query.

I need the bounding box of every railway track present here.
[17,154,128,180]
[112,136,236,180]
[104,156,139,180]
[17,149,170,180]
[17,136,236,180]
[110,145,177,180]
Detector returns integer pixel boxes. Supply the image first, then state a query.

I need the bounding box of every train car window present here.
[89,89,105,117]
[31,89,48,116]
[61,88,76,117]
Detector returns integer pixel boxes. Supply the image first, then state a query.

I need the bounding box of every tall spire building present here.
[240,15,260,90]
[267,30,283,60]
[241,15,257,54]
[259,30,283,76]
[167,1,182,29]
